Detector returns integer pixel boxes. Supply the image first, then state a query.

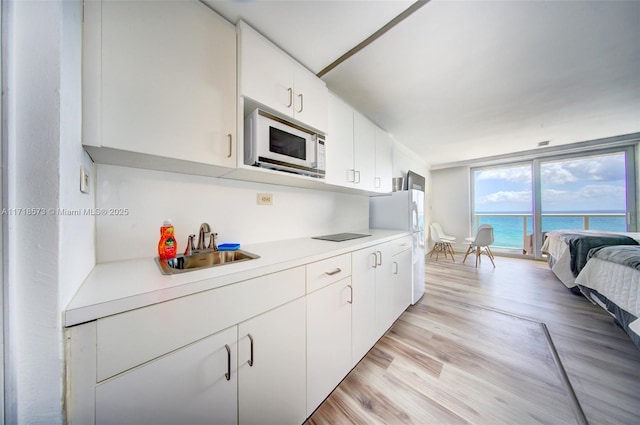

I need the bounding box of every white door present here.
[95,326,237,425]
[238,298,306,425]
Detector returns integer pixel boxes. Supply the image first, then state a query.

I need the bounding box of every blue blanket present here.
[588,245,640,271]
[555,231,639,276]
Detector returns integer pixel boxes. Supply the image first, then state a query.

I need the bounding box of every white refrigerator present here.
[369,189,425,304]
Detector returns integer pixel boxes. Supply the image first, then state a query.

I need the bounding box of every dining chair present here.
[429,223,456,262]
[462,224,495,267]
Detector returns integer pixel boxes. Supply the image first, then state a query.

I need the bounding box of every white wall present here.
[59,0,95,312]
[95,165,369,262]
[4,1,63,423]
[430,166,471,250]
[3,2,91,423]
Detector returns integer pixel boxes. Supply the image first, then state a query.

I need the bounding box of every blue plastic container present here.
[218,243,240,251]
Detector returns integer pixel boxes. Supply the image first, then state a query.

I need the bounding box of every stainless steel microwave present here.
[244,109,325,178]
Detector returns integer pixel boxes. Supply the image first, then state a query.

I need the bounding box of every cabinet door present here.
[293,64,328,133]
[392,249,413,319]
[351,248,378,364]
[238,298,306,425]
[95,326,237,425]
[374,242,395,338]
[325,93,355,188]
[100,1,237,167]
[353,112,377,191]
[374,127,393,193]
[239,21,294,118]
[306,277,352,415]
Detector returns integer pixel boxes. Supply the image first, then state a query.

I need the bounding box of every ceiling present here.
[206,0,640,167]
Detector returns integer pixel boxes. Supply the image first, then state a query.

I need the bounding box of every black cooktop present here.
[312,233,371,242]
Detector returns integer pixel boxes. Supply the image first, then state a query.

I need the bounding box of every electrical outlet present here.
[80,166,90,194]
[257,193,273,205]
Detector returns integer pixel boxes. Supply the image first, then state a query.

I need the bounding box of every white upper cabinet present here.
[238,21,328,133]
[83,0,237,174]
[325,93,355,188]
[353,111,377,192]
[292,64,329,133]
[375,127,393,193]
[326,92,392,193]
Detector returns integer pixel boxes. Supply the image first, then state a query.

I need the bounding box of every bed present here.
[575,245,640,349]
[541,230,640,289]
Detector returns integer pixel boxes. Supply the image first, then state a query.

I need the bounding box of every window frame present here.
[470,145,637,259]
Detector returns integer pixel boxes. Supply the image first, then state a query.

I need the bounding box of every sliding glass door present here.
[472,163,533,254]
[539,151,630,233]
[472,146,636,258]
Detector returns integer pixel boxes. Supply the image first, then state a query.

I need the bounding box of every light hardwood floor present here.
[307,254,640,425]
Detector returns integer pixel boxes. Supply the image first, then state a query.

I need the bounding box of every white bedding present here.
[541,230,640,289]
[541,233,575,288]
[575,257,640,339]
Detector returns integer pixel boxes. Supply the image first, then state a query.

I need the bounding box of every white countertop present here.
[65,229,409,327]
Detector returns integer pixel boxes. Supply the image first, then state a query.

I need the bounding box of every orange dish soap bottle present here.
[158,220,177,259]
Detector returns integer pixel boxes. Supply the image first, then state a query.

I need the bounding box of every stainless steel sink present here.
[155,249,260,275]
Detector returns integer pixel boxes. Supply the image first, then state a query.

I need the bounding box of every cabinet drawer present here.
[391,236,412,256]
[96,266,305,382]
[306,254,352,293]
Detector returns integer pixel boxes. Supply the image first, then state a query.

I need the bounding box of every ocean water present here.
[475,214,627,250]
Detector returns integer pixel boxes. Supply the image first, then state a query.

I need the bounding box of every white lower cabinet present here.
[351,247,378,363]
[238,297,306,425]
[373,242,395,339]
[96,325,238,425]
[392,248,413,319]
[67,236,412,424]
[94,297,306,425]
[306,277,353,415]
[352,241,395,348]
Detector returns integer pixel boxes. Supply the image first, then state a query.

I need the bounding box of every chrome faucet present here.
[197,223,211,250]
[209,232,218,252]
[184,234,196,256]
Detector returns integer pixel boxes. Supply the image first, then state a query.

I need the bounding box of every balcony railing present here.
[473,212,627,254]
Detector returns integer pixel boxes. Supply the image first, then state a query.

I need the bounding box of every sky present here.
[474,152,627,213]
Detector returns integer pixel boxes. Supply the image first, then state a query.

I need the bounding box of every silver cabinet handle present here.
[392,261,399,275]
[297,93,304,113]
[227,134,233,158]
[371,252,378,269]
[376,251,382,266]
[287,88,293,108]
[325,268,341,276]
[247,334,254,367]
[355,170,361,183]
[347,284,353,304]
[224,344,231,381]
[347,169,356,183]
